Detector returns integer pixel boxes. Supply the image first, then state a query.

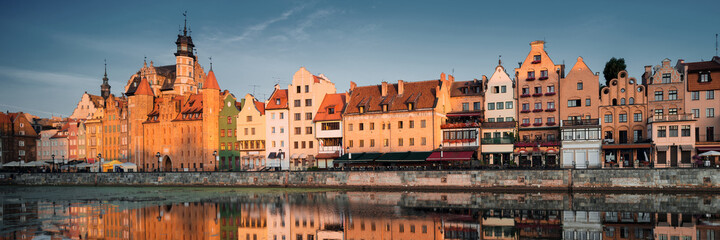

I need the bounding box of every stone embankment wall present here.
[1,169,719,191]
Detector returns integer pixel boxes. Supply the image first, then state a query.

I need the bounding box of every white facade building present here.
[265,85,290,170]
[481,64,517,165]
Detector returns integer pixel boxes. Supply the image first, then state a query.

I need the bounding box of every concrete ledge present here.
[1,169,719,191]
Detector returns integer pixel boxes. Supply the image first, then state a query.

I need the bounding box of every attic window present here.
[408,103,414,110]
[276,99,281,105]
[532,55,541,64]
[700,72,710,83]
[475,86,481,93]
[461,87,468,94]
[328,108,335,114]
[382,104,388,112]
[359,106,365,113]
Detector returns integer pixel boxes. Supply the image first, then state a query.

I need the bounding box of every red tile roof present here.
[345,80,441,114]
[450,80,484,97]
[134,77,154,96]
[254,100,265,115]
[0,112,11,124]
[686,56,720,71]
[265,89,288,110]
[314,93,346,122]
[204,70,221,90]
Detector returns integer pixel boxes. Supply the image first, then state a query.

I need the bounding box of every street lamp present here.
[156,152,161,172]
[439,144,444,158]
[97,153,102,172]
[278,149,283,171]
[52,154,56,172]
[346,147,351,159]
[212,150,218,172]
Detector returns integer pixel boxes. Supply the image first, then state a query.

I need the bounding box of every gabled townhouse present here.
[559,57,602,169]
[236,94,266,170]
[481,63,517,166]
[219,91,242,171]
[677,56,720,159]
[437,73,484,167]
[313,93,346,169]
[265,85,290,170]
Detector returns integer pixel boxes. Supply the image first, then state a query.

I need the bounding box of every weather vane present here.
[208,56,213,70]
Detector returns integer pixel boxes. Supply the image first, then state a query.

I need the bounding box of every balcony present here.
[514,141,560,147]
[532,93,543,97]
[545,108,556,112]
[441,122,481,129]
[520,94,531,98]
[544,92,556,96]
[647,113,695,123]
[481,137,514,144]
[561,119,600,127]
[481,121,516,129]
[526,77,535,81]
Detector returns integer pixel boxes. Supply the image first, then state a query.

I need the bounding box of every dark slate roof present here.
[125,75,141,96]
[450,80,484,97]
[686,56,720,72]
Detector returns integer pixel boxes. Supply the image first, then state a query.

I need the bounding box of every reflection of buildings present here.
[696,213,720,240]
[655,213,696,240]
[563,211,602,240]
[481,210,517,240]
[515,210,562,239]
[601,211,653,239]
[236,203,268,240]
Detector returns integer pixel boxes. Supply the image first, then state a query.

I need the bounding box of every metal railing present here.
[561,119,600,127]
[481,137,514,144]
[647,113,695,123]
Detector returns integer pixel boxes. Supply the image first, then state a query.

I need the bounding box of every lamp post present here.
[439,144,443,158]
[346,147,351,160]
[278,149,283,171]
[212,150,218,172]
[156,152,161,172]
[97,153,102,172]
[52,154,56,172]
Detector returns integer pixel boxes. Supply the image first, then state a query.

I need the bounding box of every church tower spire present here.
[174,11,196,95]
[101,59,111,99]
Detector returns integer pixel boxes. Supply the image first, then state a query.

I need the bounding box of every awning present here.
[426,151,474,161]
[515,148,528,154]
[290,153,299,159]
[546,148,559,154]
[315,152,340,159]
[656,145,669,151]
[268,152,277,159]
[697,146,720,152]
[602,143,653,150]
[333,152,382,163]
[298,154,307,159]
[447,112,482,117]
[680,145,694,151]
[375,152,432,162]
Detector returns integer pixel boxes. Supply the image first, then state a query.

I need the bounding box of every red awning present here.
[446,112,482,117]
[426,151,474,161]
[546,148,559,154]
[697,146,720,152]
[315,152,340,159]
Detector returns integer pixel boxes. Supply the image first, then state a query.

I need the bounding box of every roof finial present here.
[209,56,213,71]
[104,59,107,78]
[498,55,502,65]
[182,11,188,36]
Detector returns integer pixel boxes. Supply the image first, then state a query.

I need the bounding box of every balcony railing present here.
[481,137,514,144]
[514,141,560,147]
[441,122,481,129]
[481,121,516,128]
[647,113,695,123]
[561,119,600,127]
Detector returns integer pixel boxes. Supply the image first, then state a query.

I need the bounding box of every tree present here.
[603,57,627,86]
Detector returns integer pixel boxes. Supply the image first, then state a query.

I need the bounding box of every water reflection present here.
[0,187,719,240]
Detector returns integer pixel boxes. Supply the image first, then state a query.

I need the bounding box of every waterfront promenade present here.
[2,168,719,192]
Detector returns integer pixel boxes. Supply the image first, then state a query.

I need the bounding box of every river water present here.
[0,186,718,240]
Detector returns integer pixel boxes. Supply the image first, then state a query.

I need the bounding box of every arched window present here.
[620,98,626,105]
[629,97,635,105]
[612,99,617,106]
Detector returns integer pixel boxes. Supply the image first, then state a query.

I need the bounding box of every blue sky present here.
[1,0,718,118]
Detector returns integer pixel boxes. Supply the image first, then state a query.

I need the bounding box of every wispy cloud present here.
[0,66,96,86]
[226,5,307,42]
[286,9,338,40]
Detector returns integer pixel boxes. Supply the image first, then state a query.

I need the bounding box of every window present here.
[497,102,504,110]
[294,100,301,107]
[370,139,375,147]
[473,102,482,110]
[348,140,353,147]
[383,139,389,147]
[540,70,548,78]
[700,72,710,82]
[620,98,626,105]
[692,91,700,100]
[462,102,469,111]
[272,127,276,133]
[522,103,530,111]
[707,108,715,118]
[568,99,581,107]
[669,108,678,115]
[398,138,403,146]
[505,101,513,109]
[547,85,555,93]
[628,97,634,105]
[577,82,583,90]
[305,99,312,106]
[707,90,715,99]
[533,55,541,62]
[398,121,404,129]
[534,86,542,94]
[669,125,678,137]
[528,71,535,79]
[247,116,253,122]
[547,117,555,124]
[522,87,529,94]
[662,73,671,83]
[421,120,426,128]
[534,118,542,124]
[370,122,375,130]
[306,127,312,134]
[534,102,542,110]
[305,85,309,93]
[619,113,627,122]
[669,90,678,100]
[547,101,554,109]
[227,116,233,124]
[655,91,663,101]
[655,109,663,117]
[409,138,415,146]
[586,98,591,106]
[634,113,642,122]
[294,113,301,121]
[280,113,284,119]
[18,140,24,147]
[421,137,427,145]
[305,112,312,120]
[487,103,495,110]
[359,140,364,147]
[328,108,335,114]
[321,122,340,130]
[658,126,666,137]
[692,109,700,118]
[348,124,353,131]
[682,125,690,137]
[409,120,414,128]
[359,106,365,113]
[501,85,507,93]
[276,99,281,105]
[604,114,613,123]
[295,127,301,135]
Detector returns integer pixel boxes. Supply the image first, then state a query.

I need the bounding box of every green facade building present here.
[219,93,243,171]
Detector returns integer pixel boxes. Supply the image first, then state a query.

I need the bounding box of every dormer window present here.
[359,106,365,113]
[461,87,468,94]
[532,55,541,64]
[474,86,481,93]
[408,103,414,110]
[276,99,281,105]
[700,72,710,83]
[328,108,335,114]
[382,104,388,112]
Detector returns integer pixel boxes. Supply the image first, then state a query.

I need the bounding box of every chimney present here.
[644,65,653,76]
[440,72,446,81]
[381,81,388,97]
[350,81,357,92]
[398,80,404,95]
[530,40,545,51]
[448,74,454,82]
[274,84,280,90]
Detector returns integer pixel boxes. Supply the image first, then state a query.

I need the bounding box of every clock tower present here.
[174,12,196,95]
